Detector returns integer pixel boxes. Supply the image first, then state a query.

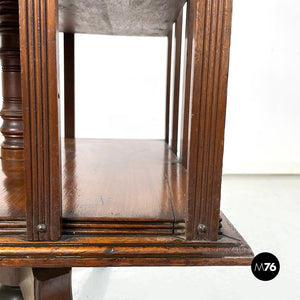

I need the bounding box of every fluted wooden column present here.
[0,0,24,164]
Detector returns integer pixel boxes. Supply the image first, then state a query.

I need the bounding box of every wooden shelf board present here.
[59,0,185,36]
[0,138,186,235]
[0,139,253,267]
[62,139,186,226]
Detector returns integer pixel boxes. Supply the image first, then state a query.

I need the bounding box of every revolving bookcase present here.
[0,0,253,299]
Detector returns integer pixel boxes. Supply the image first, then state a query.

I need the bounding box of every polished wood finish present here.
[64,33,75,138]
[181,1,192,168]
[165,29,172,144]
[185,0,233,241]
[0,139,185,236]
[0,212,253,267]
[0,151,26,236]
[62,139,183,222]
[171,10,183,155]
[0,163,25,223]
[59,0,186,36]
[0,0,253,289]
[0,0,24,163]
[19,0,61,241]
[61,139,185,236]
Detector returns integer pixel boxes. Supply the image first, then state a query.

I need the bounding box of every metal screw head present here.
[197,224,207,233]
[37,224,47,233]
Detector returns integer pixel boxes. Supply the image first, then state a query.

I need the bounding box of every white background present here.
[57,0,300,175]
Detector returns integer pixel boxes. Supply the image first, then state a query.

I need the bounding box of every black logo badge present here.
[251,252,280,281]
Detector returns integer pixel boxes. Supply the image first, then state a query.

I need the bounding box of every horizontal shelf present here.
[61,138,186,235]
[0,139,253,268]
[59,0,185,36]
[0,138,187,236]
[0,139,253,265]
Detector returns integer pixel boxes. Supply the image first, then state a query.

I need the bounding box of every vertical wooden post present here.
[64,33,75,138]
[19,0,61,241]
[186,0,233,240]
[165,29,172,144]
[181,1,192,169]
[0,0,24,164]
[170,10,183,155]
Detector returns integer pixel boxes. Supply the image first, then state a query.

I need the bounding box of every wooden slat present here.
[171,10,183,155]
[62,219,184,236]
[186,0,233,240]
[19,0,61,241]
[165,29,173,143]
[64,33,75,138]
[181,2,192,168]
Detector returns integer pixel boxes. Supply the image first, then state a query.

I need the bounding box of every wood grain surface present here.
[62,139,185,223]
[19,0,62,241]
[0,164,25,222]
[0,138,186,235]
[0,212,253,267]
[186,0,233,241]
[0,0,24,162]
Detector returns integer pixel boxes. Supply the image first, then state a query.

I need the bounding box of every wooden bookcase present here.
[0,0,253,298]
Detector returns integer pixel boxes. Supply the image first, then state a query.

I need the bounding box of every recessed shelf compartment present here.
[0,138,253,265]
[61,138,186,236]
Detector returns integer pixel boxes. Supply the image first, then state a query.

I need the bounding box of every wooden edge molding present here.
[0,212,253,267]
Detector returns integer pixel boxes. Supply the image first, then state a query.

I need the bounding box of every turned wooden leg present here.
[0,0,24,166]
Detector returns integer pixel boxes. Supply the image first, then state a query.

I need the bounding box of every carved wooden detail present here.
[19,0,61,241]
[0,0,24,163]
[186,0,233,240]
